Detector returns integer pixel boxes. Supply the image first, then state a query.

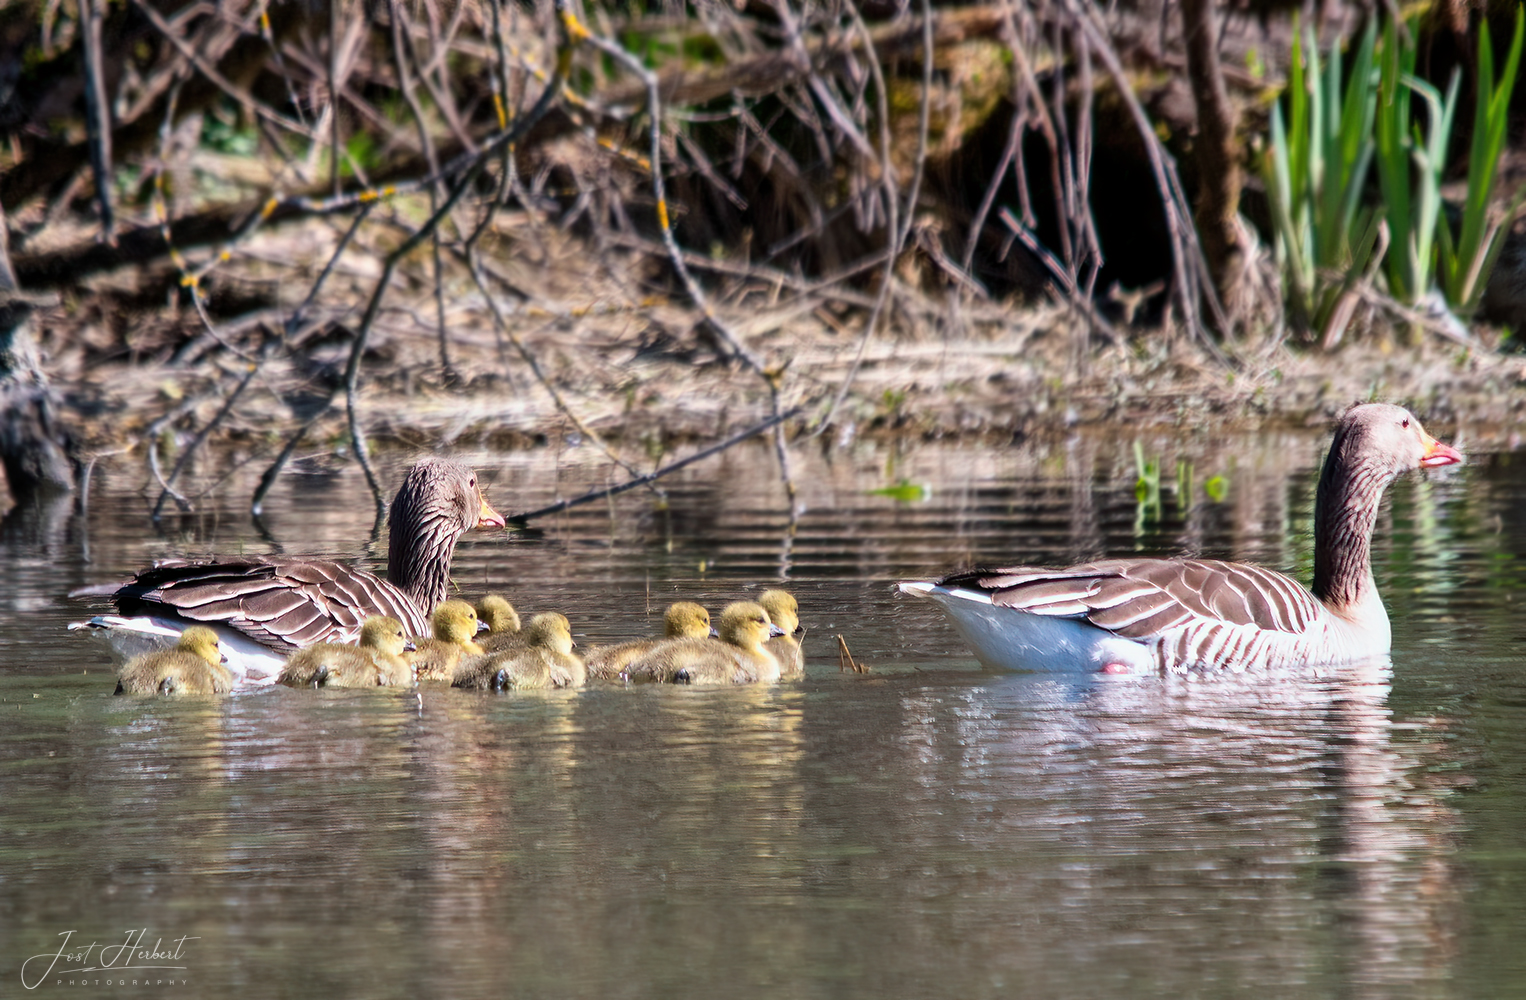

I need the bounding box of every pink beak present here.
[1419,435,1463,468]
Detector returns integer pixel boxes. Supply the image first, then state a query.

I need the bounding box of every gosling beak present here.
[403,639,417,653]
[477,496,507,529]
[768,622,786,638]
[476,620,490,634]
[1419,435,1464,468]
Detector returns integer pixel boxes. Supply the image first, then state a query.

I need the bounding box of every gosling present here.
[584,602,713,682]
[279,616,415,688]
[625,602,780,685]
[409,600,486,682]
[475,594,523,653]
[759,589,804,679]
[115,626,234,696]
[453,612,584,691]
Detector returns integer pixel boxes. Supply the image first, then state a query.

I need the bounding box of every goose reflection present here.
[799,661,1459,996]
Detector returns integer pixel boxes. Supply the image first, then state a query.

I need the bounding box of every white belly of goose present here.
[900,577,1390,675]
[70,616,290,685]
[899,581,1155,673]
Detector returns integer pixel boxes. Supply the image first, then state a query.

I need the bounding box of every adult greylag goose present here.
[758,589,804,679]
[898,404,1462,674]
[279,615,415,688]
[74,458,503,685]
[626,601,781,685]
[584,601,713,681]
[116,626,234,696]
[474,595,523,653]
[452,612,581,691]
[408,599,487,683]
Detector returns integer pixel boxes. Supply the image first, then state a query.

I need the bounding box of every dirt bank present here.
[11,211,1524,510]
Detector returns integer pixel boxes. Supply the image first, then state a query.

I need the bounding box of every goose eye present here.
[1401,418,1410,429]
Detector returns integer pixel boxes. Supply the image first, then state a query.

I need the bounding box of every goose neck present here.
[388,514,461,612]
[1312,444,1389,611]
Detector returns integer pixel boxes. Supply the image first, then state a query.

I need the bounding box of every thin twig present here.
[127,0,313,139]
[250,417,314,517]
[152,362,258,521]
[818,1,934,432]
[574,16,800,512]
[80,0,115,244]
[838,634,867,673]
[1065,0,1231,367]
[285,202,373,339]
[463,247,647,482]
[340,8,570,510]
[508,408,801,525]
[389,0,454,383]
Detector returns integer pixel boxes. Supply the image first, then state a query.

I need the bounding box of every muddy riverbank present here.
[10,212,1524,510]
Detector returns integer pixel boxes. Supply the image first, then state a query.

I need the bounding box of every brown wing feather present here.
[938,557,1324,639]
[111,557,429,653]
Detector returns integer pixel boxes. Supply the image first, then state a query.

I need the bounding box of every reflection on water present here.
[1,430,1523,997]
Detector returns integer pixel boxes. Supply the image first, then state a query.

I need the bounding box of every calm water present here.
[1,427,1523,999]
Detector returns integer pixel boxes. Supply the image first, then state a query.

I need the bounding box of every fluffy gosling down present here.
[758,589,804,679]
[279,616,415,688]
[115,626,234,696]
[409,600,486,682]
[584,602,713,681]
[453,612,584,691]
[475,595,523,653]
[626,601,781,685]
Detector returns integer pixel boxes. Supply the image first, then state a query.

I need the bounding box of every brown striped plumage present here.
[904,404,1463,674]
[92,458,503,654]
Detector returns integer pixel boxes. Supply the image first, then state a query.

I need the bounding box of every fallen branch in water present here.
[837,634,869,673]
[507,408,801,526]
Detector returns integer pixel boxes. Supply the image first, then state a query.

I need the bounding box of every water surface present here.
[1,429,1522,998]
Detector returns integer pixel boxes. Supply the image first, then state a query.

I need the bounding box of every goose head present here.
[1314,403,1462,609]
[1329,403,1462,481]
[524,613,575,656]
[717,602,772,652]
[476,595,521,635]
[358,616,410,658]
[663,602,712,639]
[430,600,483,646]
[387,459,505,610]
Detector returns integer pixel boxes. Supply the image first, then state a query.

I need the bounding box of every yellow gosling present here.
[408,600,485,682]
[626,602,780,685]
[454,612,583,691]
[475,594,523,653]
[759,589,804,679]
[279,616,414,688]
[116,626,233,696]
[584,602,712,681]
